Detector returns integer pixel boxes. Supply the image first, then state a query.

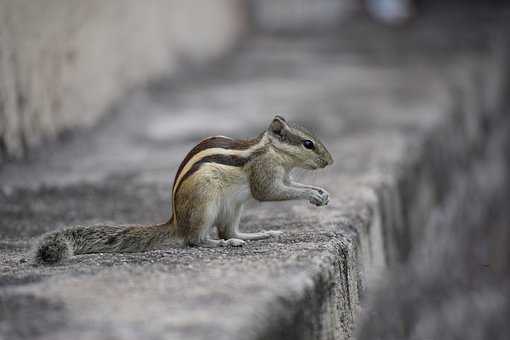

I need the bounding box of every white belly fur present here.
[199,162,252,226]
[219,172,251,226]
[217,181,251,225]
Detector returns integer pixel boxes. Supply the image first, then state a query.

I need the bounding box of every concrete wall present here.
[357,36,510,340]
[0,0,246,160]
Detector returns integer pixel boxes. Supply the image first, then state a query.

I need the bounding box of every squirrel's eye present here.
[303,140,315,150]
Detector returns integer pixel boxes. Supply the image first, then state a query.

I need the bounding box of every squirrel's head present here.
[267,115,333,170]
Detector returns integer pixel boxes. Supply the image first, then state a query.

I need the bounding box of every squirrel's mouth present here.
[316,158,330,168]
[303,162,319,170]
[303,158,329,170]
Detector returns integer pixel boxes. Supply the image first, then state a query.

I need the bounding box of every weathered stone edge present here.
[234,46,509,340]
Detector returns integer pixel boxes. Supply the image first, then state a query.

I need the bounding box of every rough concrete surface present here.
[0,0,245,160]
[1,6,509,340]
[356,6,510,339]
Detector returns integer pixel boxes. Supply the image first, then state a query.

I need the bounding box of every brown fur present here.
[33,116,333,264]
[172,135,263,191]
[174,153,257,199]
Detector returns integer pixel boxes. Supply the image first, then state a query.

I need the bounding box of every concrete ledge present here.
[1,12,509,340]
[357,39,510,340]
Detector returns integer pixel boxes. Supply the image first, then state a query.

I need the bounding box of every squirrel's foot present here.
[219,238,246,247]
[227,230,282,240]
[263,230,283,237]
[308,188,329,206]
[189,238,244,248]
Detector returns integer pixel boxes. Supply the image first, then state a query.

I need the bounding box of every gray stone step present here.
[1,13,508,340]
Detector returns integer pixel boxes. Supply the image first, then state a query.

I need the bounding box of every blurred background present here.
[1,0,506,162]
[1,0,510,339]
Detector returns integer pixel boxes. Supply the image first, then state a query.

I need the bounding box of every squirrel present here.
[33,116,333,264]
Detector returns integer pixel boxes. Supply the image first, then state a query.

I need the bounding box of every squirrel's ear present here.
[269,115,288,136]
[273,115,287,122]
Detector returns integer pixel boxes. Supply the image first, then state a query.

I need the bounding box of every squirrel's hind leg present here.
[184,197,245,248]
[219,205,282,241]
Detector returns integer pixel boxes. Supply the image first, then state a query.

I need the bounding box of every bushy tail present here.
[34,231,73,264]
[33,223,173,265]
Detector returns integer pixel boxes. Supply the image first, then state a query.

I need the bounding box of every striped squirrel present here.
[34,116,333,264]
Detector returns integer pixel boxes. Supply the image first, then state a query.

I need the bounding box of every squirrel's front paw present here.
[308,188,329,206]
